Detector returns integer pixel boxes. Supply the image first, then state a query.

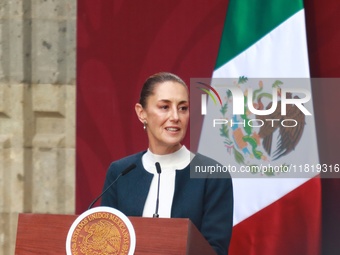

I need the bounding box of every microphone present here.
[88,163,137,210]
[153,162,162,218]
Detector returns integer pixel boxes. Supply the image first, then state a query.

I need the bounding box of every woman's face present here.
[136,81,189,154]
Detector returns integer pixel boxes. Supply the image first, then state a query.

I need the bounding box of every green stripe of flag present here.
[215,0,304,70]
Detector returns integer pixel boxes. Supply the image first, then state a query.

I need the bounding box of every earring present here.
[143,121,147,130]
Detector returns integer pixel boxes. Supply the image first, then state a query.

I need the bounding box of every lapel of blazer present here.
[171,165,190,217]
[121,153,153,216]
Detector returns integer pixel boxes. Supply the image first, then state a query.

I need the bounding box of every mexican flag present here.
[197,1,321,255]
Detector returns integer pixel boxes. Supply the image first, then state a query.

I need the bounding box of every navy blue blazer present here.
[101,151,233,255]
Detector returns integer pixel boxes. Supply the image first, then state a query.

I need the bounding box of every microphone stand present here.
[153,162,162,218]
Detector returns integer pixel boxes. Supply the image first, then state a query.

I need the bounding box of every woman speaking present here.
[101,72,233,255]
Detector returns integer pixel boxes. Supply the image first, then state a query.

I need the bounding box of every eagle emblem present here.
[218,77,306,176]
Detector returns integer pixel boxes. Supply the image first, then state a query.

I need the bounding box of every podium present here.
[15,213,216,255]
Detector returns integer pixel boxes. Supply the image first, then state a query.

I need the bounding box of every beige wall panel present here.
[0,0,76,254]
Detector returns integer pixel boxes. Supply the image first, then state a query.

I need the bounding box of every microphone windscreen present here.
[122,163,137,176]
[155,162,162,174]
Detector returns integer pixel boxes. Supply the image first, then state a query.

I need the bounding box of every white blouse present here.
[141,145,192,218]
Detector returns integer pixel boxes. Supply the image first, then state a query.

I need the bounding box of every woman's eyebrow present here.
[158,99,188,104]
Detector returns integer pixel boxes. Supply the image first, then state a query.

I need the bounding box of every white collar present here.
[142,145,191,174]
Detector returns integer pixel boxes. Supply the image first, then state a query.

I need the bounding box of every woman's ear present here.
[135,103,146,124]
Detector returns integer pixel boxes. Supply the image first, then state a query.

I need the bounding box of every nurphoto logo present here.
[191,77,316,178]
[199,77,311,116]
